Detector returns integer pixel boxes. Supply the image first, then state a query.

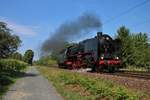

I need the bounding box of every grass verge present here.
[37,66,146,100]
[120,65,148,72]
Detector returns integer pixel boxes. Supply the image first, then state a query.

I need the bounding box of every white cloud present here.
[0,16,36,36]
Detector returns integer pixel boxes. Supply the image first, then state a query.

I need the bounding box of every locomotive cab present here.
[97,33,121,72]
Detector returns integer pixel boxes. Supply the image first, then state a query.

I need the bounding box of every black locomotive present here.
[58,32,122,72]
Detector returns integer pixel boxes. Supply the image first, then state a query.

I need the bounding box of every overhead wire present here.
[103,0,150,25]
[130,18,150,28]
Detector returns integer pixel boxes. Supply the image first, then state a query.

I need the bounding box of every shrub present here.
[0,74,14,85]
[0,59,27,72]
[0,59,27,97]
[34,57,57,66]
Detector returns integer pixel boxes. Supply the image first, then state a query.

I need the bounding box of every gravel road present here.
[3,66,63,100]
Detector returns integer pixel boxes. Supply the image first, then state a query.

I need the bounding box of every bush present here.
[0,59,27,72]
[0,74,14,85]
[34,56,57,66]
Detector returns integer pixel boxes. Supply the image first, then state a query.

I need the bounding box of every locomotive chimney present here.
[97,32,102,39]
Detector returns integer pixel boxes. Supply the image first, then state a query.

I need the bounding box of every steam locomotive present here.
[58,32,122,72]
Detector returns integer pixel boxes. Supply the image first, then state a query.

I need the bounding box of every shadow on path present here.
[3,66,63,100]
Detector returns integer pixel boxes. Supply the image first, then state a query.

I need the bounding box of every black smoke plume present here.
[41,13,102,54]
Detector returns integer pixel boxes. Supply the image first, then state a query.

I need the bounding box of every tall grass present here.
[37,66,145,100]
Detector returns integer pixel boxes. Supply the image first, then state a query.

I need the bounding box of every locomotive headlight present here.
[116,57,119,60]
[101,56,104,60]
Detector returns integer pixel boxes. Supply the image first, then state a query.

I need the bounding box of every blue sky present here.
[0,0,150,60]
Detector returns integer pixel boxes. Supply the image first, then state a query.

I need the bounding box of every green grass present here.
[120,65,148,72]
[37,66,146,100]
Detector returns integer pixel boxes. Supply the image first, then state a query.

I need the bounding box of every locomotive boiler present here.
[58,32,122,72]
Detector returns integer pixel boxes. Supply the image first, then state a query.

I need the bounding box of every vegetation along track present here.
[71,68,150,80]
[74,69,150,96]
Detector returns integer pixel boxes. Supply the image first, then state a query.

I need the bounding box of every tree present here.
[11,52,23,61]
[117,26,132,66]
[36,55,51,65]
[0,22,21,58]
[131,33,149,67]
[117,26,150,70]
[23,50,34,65]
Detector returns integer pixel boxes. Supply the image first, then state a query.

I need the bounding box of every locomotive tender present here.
[58,32,122,72]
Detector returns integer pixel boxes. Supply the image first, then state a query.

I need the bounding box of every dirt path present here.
[3,66,63,100]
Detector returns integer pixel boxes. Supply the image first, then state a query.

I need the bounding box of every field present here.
[37,66,149,100]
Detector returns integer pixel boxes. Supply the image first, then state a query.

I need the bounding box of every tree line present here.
[117,26,150,70]
[37,26,150,70]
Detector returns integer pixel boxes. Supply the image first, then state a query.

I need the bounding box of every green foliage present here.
[130,33,149,67]
[0,59,27,97]
[50,51,59,61]
[59,73,138,100]
[117,26,132,66]
[0,22,21,58]
[0,59,27,72]
[23,49,34,65]
[0,73,14,97]
[122,65,147,72]
[37,66,143,100]
[0,74,14,86]
[34,56,56,66]
[10,52,23,61]
[117,26,150,70]
[0,22,23,97]
[0,70,26,97]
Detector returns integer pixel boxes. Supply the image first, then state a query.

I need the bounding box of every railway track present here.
[113,71,150,80]
[57,64,150,80]
[96,71,150,80]
[74,68,150,80]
